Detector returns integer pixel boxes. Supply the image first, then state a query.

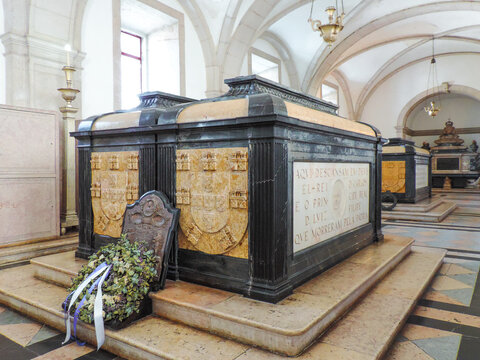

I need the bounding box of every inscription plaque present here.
[293,162,370,253]
[415,164,429,189]
[437,158,459,171]
[176,148,248,259]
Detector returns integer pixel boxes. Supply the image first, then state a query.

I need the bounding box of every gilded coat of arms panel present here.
[176,148,248,259]
[91,151,139,238]
[382,161,406,193]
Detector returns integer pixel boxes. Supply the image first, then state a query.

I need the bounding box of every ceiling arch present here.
[304,1,480,94]
[397,84,480,136]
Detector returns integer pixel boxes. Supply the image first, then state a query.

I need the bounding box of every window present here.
[118,0,185,109]
[121,31,142,109]
[321,83,338,106]
[249,48,281,83]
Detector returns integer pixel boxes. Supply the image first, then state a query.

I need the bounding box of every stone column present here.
[60,105,79,234]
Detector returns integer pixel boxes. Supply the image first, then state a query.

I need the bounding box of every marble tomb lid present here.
[383,138,430,156]
[79,75,378,138]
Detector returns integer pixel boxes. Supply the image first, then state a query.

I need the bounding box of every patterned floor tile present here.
[0,322,43,346]
[27,325,60,346]
[402,324,455,341]
[423,290,466,306]
[386,341,435,360]
[0,308,38,325]
[31,342,94,359]
[444,264,476,276]
[439,288,475,306]
[431,276,472,291]
[412,335,461,360]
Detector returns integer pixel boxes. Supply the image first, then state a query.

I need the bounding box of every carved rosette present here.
[176,148,248,259]
[382,161,406,193]
[91,151,139,237]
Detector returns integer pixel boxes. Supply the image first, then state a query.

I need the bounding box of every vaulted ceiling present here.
[189,0,480,122]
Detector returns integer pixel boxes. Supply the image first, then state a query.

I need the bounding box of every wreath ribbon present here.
[62,262,112,350]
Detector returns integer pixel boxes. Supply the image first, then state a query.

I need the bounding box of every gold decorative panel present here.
[176,148,248,259]
[382,161,406,193]
[91,151,139,238]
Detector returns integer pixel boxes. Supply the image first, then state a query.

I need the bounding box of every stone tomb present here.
[381,138,431,203]
[381,139,457,222]
[72,75,384,303]
[431,120,480,188]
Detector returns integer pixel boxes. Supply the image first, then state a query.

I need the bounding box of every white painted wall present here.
[360,54,480,138]
[0,1,5,104]
[81,0,115,118]
[183,10,206,100]
[147,23,180,95]
[155,0,206,100]
[408,94,480,147]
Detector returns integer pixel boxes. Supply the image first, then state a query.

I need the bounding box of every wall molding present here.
[405,126,480,137]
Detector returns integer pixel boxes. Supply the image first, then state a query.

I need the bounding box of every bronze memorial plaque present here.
[122,191,179,289]
[176,148,248,259]
[91,151,139,238]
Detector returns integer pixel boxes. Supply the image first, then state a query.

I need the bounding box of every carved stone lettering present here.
[382,161,406,193]
[293,162,370,253]
[415,164,429,189]
[91,151,139,238]
[176,148,248,258]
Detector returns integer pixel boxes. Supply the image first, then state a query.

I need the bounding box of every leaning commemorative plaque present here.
[62,191,179,349]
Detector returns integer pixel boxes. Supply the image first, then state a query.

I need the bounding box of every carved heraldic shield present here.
[176,148,248,259]
[91,151,139,238]
[382,161,406,193]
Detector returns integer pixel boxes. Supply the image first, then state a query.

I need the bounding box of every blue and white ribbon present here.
[63,262,112,350]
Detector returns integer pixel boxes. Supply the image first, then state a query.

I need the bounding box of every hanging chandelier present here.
[308,0,345,46]
[424,37,441,117]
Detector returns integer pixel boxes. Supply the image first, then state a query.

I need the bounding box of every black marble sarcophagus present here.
[382,138,432,203]
[72,76,384,303]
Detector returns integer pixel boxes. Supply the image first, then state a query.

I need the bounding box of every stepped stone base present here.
[382,198,457,222]
[151,236,413,356]
[0,235,78,268]
[0,235,445,360]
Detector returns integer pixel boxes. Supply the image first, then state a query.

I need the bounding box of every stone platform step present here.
[0,234,78,268]
[0,241,444,360]
[31,250,85,287]
[392,197,443,212]
[151,235,413,356]
[382,201,457,222]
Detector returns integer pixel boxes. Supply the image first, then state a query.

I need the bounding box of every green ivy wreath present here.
[67,234,157,324]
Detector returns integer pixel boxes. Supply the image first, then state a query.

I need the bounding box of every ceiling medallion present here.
[308,0,345,46]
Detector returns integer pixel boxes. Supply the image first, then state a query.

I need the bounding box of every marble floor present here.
[0,304,124,359]
[384,193,480,360]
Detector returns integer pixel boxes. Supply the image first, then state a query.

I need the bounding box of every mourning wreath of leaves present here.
[67,234,157,324]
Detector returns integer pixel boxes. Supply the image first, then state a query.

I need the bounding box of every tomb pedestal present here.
[72,76,384,303]
[381,138,431,203]
[381,138,457,222]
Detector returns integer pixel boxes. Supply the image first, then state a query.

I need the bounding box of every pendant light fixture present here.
[424,36,441,117]
[308,0,345,47]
